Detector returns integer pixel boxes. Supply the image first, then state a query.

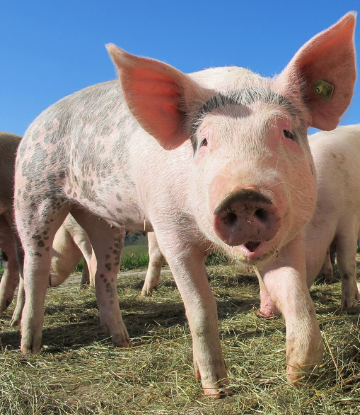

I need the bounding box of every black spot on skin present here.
[103,278,107,283]
[38,240,45,248]
[100,274,105,279]
[34,252,42,257]
[43,231,48,235]
[105,263,111,271]
[45,247,50,252]
[32,235,41,241]
[105,254,111,260]
[59,171,66,179]
[116,193,122,201]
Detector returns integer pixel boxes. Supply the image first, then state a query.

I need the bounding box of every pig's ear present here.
[276,12,356,131]
[106,44,199,150]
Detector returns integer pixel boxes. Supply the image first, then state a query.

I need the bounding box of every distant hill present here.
[124,232,148,247]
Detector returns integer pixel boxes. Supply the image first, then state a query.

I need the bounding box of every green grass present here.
[1,263,359,414]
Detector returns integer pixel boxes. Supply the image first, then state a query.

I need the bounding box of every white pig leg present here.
[334,223,359,307]
[141,232,165,296]
[70,209,131,347]
[260,233,323,384]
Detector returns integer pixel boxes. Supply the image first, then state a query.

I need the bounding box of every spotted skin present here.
[14,14,356,397]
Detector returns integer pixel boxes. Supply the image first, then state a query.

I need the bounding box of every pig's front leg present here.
[260,234,323,383]
[163,243,228,397]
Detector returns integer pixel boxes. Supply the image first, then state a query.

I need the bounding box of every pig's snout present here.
[213,189,280,247]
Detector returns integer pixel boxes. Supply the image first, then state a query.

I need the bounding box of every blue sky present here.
[1,0,359,137]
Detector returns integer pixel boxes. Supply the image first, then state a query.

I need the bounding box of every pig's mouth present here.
[244,241,261,252]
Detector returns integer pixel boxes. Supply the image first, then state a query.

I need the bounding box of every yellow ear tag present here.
[314,80,334,102]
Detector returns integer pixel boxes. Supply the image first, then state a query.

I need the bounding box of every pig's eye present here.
[199,138,208,148]
[283,130,295,141]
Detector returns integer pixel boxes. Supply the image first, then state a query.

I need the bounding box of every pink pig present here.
[259,125,360,318]
[306,125,360,307]
[14,13,356,396]
[0,132,23,313]
[0,132,94,319]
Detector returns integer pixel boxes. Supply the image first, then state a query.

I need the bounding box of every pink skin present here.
[0,217,20,312]
[260,125,360,317]
[141,232,165,296]
[318,242,336,284]
[141,232,211,296]
[0,132,23,313]
[14,13,356,397]
[306,126,360,307]
[49,214,94,288]
[10,214,95,326]
[0,132,93,318]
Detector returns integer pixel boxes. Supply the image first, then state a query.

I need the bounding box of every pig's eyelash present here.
[199,138,208,148]
[283,129,297,142]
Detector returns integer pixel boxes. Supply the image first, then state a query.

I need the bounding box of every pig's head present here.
[107,12,356,267]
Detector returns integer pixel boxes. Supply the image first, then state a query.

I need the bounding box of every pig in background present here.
[259,125,360,318]
[13,13,356,397]
[0,132,23,313]
[2,213,95,325]
[0,131,94,319]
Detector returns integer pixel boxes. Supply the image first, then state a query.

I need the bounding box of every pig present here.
[13,13,356,396]
[141,231,211,296]
[259,125,360,318]
[48,214,94,288]
[0,131,94,318]
[0,219,20,311]
[141,232,165,296]
[0,132,23,313]
[306,126,360,306]
[9,214,95,325]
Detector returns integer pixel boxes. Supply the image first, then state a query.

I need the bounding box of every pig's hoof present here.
[109,329,132,347]
[286,365,307,386]
[195,362,230,398]
[203,381,232,399]
[9,316,21,326]
[113,336,133,347]
[141,283,158,296]
[141,288,154,297]
[20,341,42,355]
[256,309,280,319]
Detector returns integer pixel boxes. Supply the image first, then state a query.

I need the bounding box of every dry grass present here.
[0,264,359,414]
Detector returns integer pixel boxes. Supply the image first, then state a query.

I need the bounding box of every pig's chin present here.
[229,240,278,266]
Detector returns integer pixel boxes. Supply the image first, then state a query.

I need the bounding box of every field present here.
[0,258,360,414]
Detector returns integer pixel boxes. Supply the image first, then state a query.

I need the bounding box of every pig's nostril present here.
[254,208,267,222]
[223,211,237,225]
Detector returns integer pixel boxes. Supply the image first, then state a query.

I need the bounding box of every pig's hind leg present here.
[70,209,131,347]
[141,232,165,296]
[334,223,359,308]
[0,217,20,312]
